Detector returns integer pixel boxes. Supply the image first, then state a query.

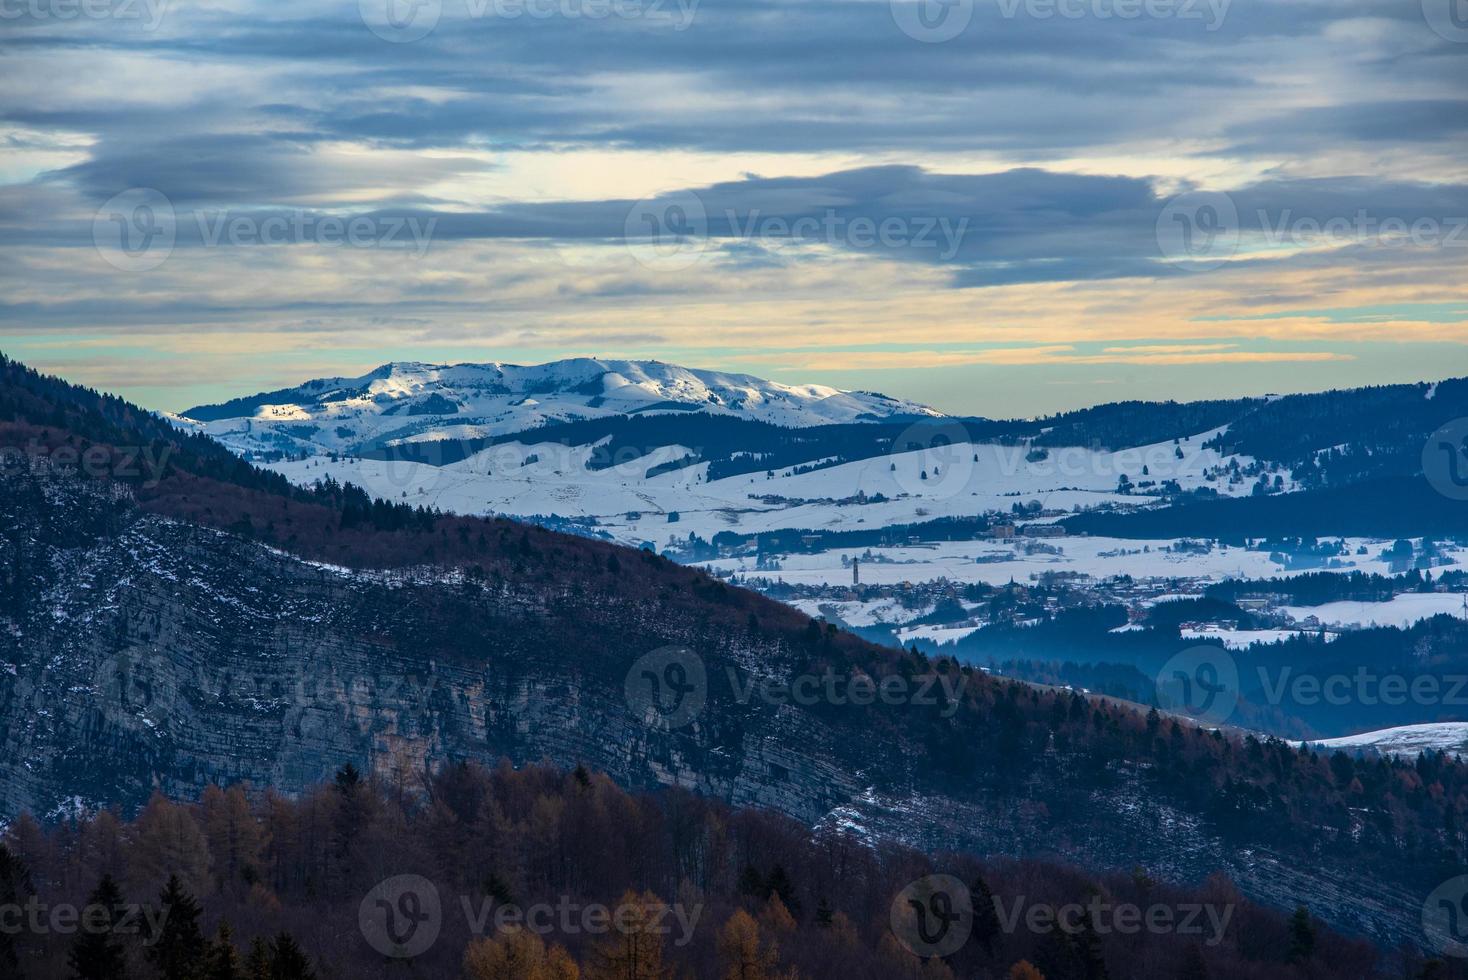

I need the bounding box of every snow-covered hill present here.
[1302,723,1468,758]
[263,423,1287,548]
[180,358,940,456]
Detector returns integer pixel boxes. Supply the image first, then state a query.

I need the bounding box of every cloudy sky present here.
[1,0,1465,416]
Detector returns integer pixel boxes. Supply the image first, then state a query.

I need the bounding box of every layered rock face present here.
[0,464,877,825]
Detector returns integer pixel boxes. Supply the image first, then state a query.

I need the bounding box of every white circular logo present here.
[359,874,442,958]
[93,188,176,273]
[623,190,709,272]
[1156,190,1240,271]
[1424,875,1468,957]
[890,0,973,42]
[360,0,442,42]
[889,420,975,500]
[1423,417,1468,501]
[1423,0,1468,43]
[890,875,973,957]
[1155,644,1239,726]
[625,645,707,729]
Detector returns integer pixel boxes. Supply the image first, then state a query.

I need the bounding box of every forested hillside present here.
[0,763,1414,980]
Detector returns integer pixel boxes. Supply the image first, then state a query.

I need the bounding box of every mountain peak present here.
[180,356,941,457]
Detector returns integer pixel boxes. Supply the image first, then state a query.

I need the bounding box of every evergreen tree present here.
[737,865,765,899]
[763,864,800,918]
[245,938,271,980]
[1177,942,1208,980]
[970,875,1002,954]
[203,923,244,980]
[269,933,315,980]
[332,762,371,865]
[1075,905,1109,980]
[0,843,33,978]
[145,874,206,980]
[67,873,129,980]
[1285,906,1315,964]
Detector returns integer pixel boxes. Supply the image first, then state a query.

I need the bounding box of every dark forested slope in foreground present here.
[1,762,1416,980]
[2,354,1467,956]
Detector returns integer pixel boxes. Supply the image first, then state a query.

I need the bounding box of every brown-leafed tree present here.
[463,928,579,980]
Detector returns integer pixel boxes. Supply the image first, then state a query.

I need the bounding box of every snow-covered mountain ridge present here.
[180,358,941,456]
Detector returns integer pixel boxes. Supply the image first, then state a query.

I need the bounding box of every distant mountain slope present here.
[183,366,1468,547]
[179,358,941,457]
[1305,722,1468,759]
[1065,476,1468,540]
[1204,378,1468,489]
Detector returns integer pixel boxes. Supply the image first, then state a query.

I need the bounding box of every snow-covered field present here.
[260,439,1468,647]
[702,537,1447,589]
[1179,627,1335,649]
[1303,722,1468,758]
[267,424,1290,553]
[895,623,985,646]
[1282,593,1468,629]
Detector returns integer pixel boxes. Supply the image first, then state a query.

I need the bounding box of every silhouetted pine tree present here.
[970,876,1002,955]
[145,874,205,980]
[1178,942,1209,980]
[1076,904,1109,980]
[269,933,316,980]
[1286,906,1316,964]
[765,864,800,918]
[0,843,32,978]
[245,937,271,980]
[67,873,128,980]
[204,923,244,980]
